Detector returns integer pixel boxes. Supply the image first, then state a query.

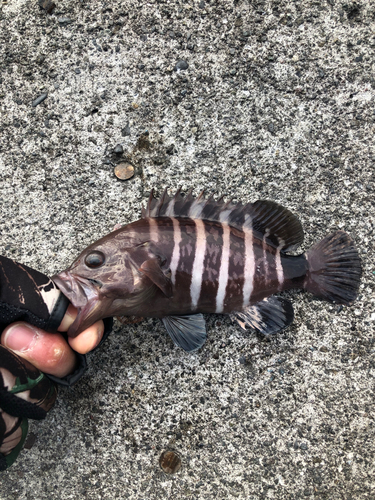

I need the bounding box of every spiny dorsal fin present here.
[143,189,304,251]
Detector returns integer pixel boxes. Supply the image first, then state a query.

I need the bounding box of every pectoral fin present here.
[162,314,207,352]
[139,258,173,297]
[230,296,294,335]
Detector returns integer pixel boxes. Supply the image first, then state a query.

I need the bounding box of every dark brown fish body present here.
[53,190,361,351]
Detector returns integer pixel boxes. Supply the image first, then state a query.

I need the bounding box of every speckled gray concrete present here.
[0,0,374,498]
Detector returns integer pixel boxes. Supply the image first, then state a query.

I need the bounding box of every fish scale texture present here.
[0,0,374,499]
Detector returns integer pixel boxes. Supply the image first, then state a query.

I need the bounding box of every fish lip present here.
[52,271,102,338]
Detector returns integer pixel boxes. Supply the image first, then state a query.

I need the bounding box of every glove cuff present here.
[46,352,88,387]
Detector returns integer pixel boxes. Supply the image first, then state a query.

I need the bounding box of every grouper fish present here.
[52,189,362,351]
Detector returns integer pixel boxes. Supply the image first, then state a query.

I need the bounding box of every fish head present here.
[52,231,146,337]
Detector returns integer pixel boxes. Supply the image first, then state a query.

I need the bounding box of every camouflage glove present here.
[0,256,113,470]
[0,345,57,470]
[0,256,88,387]
[0,256,86,471]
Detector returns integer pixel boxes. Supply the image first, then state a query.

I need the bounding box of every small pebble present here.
[113,144,124,154]
[32,93,48,107]
[121,123,131,136]
[114,163,134,180]
[159,451,182,474]
[57,17,72,25]
[174,60,189,71]
[153,156,166,165]
[38,0,55,14]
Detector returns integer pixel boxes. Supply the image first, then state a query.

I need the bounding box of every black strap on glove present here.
[0,255,113,470]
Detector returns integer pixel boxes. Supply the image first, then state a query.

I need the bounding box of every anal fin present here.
[162,314,207,352]
[230,296,294,335]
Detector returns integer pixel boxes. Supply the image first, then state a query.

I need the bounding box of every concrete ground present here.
[0,0,374,498]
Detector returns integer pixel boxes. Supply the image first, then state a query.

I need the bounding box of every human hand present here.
[0,255,112,470]
[0,255,111,382]
[1,305,105,378]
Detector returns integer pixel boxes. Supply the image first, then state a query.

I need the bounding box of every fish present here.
[52,189,362,351]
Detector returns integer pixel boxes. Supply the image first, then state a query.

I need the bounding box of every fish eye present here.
[85,251,105,268]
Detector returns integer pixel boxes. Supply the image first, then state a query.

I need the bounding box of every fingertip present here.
[68,320,105,354]
[1,323,77,378]
[58,304,78,332]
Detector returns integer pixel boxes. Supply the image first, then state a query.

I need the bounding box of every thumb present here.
[1,323,77,378]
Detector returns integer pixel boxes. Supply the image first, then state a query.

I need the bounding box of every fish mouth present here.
[52,271,104,338]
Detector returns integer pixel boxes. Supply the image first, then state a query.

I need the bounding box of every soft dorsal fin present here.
[143,189,304,251]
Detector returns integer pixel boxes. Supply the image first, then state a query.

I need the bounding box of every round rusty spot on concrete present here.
[159,450,182,474]
[114,162,134,180]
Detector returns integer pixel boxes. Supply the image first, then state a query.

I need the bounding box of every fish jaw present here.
[52,271,107,337]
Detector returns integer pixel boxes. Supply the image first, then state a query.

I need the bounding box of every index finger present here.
[58,304,105,354]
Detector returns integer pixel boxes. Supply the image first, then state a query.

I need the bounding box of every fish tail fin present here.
[304,231,362,305]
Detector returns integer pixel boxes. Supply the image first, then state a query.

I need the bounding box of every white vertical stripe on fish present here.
[190,219,207,310]
[165,198,176,217]
[216,222,231,313]
[170,217,182,285]
[275,243,284,289]
[262,229,270,283]
[148,217,159,242]
[242,215,254,308]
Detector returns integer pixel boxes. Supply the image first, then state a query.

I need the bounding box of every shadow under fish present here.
[52,189,362,351]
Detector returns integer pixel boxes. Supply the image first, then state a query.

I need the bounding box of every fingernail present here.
[4,324,38,352]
